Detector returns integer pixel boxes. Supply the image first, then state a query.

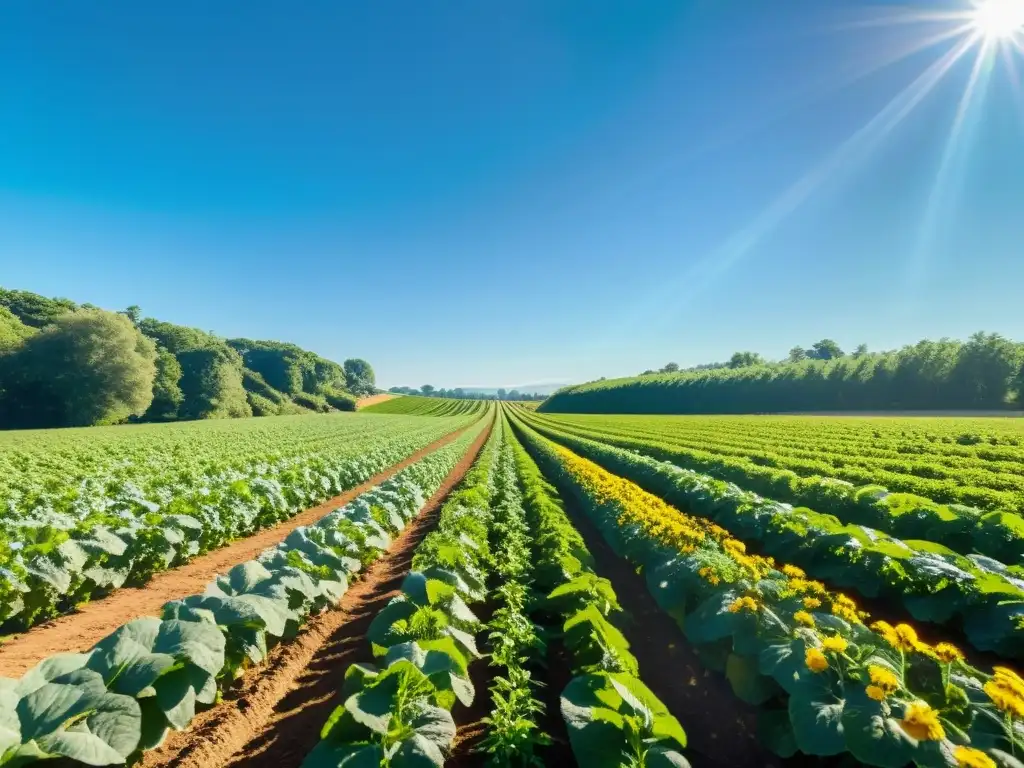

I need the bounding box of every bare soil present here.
[0,423,475,679]
[356,393,397,408]
[138,418,494,768]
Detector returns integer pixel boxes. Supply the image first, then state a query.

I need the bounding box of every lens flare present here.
[972,0,1024,40]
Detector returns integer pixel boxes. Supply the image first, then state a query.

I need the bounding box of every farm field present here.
[362,394,489,416]
[1,403,1023,768]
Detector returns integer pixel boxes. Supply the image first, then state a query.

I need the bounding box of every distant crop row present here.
[363,395,488,417]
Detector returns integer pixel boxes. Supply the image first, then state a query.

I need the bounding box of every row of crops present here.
[503,404,1024,768]
[362,395,488,417]
[0,412,479,632]
[0,418,490,767]
[3,398,1022,767]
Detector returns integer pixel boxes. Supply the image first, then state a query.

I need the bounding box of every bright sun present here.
[972,0,1024,40]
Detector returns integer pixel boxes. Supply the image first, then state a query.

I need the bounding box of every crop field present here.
[362,394,489,416]
[2,403,1023,768]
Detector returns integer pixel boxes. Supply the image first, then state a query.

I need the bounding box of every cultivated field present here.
[1,403,1022,768]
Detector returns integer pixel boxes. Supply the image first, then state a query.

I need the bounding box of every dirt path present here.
[0,423,476,679]
[356,393,397,408]
[138,418,493,768]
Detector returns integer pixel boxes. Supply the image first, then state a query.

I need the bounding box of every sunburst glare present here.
[971,0,1024,40]
[638,0,1024,328]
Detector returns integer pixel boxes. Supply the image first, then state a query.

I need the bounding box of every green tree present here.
[661,362,680,373]
[728,351,764,369]
[344,358,376,395]
[177,347,252,419]
[853,343,869,357]
[810,339,844,360]
[497,388,507,400]
[120,305,142,326]
[0,288,77,328]
[787,347,807,363]
[143,347,185,421]
[0,306,34,353]
[5,309,157,427]
[421,384,435,396]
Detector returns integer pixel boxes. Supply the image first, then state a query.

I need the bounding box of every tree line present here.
[0,288,377,429]
[541,332,1024,414]
[387,385,545,401]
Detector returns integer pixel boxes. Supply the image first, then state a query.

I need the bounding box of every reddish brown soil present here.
[0,423,475,679]
[138,418,493,768]
[445,601,497,767]
[356,393,397,408]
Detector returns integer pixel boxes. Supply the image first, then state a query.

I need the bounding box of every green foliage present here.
[177,347,251,420]
[292,391,332,413]
[143,347,184,421]
[1,309,157,428]
[0,288,77,328]
[0,307,34,354]
[344,358,376,396]
[323,389,357,411]
[542,331,1024,414]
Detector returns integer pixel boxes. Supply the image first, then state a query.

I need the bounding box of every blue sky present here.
[2,0,1022,389]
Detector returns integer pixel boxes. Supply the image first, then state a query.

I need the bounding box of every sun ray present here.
[907,38,996,289]
[637,34,981,326]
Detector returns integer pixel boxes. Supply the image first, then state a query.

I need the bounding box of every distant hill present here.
[0,287,377,428]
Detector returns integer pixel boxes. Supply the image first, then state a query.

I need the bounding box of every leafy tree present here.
[344,358,376,395]
[0,306,34,353]
[728,351,764,369]
[787,347,807,363]
[421,384,435,396]
[143,347,185,421]
[177,347,251,419]
[497,388,507,400]
[640,369,656,376]
[661,362,680,373]
[810,339,844,360]
[948,332,1023,408]
[3,309,157,427]
[853,344,869,357]
[0,288,77,328]
[120,305,142,326]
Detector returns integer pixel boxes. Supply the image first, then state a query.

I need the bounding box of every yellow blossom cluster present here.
[899,701,945,741]
[953,746,996,768]
[805,647,828,673]
[867,665,900,695]
[727,596,758,613]
[793,610,815,628]
[984,667,1024,719]
[821,635,848,654]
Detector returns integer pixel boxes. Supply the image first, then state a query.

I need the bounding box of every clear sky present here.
[2,1,1022,389]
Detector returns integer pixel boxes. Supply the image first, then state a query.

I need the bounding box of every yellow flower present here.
[868,665,900,694]
[865,685,887,702]
[899,701,945,742]
[953,746,996,768]
[805,648,829,673]
[933,643,964,664]
[993,667,1024,698]
[892,624,920,652]
[871,620,897,643]
[782,564,806,578]
[821,635,848,654]
[793,611,815,628]
[984,678,1024,719]
[802,597,822,609]
[728,596,758,614]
